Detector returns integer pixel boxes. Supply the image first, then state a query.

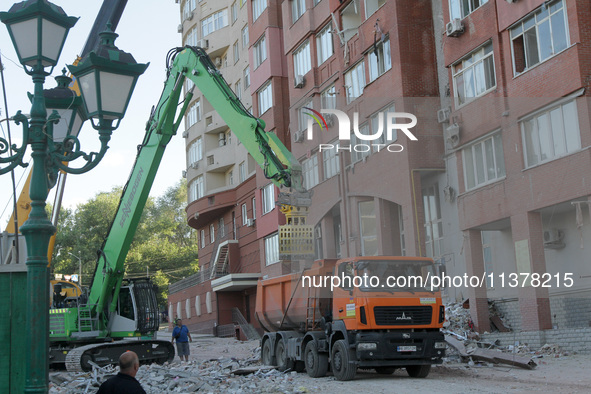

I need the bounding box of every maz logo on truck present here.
[119,167,144,228]
[303,108,418,153]
[396,312,412,321]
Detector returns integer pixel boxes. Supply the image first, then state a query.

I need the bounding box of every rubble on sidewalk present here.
[49,347,311,394]
[443,301,539,370]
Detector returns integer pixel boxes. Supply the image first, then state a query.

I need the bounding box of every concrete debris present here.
[49,346,311,394]
[445,335,537,370]
[536,343,569,357]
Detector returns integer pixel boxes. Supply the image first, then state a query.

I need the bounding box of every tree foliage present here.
[52,179,198,308]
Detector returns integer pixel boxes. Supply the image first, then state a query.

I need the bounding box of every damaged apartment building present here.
[168,0,591,338]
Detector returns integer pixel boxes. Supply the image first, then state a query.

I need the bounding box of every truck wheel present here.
[262,340,275,366]
[275,338,294,372]
[375,366,396,375]
[331,340,356,381]
[406,364,431,378]
[304,342,328,378]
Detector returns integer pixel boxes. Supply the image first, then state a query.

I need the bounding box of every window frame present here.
[316,23,334,65]
[323,139,340,180]
[301,153,319,189]
[252,0,267,21]
[293,40,312,77]
[242,25,249,49]
[201,9,229,37]
[257,81,273,115]
[449,0,488,21]
[262,183,275,215]
[422,183,443,259]
[253,34,267,69]
[462,131,506,191]
[452,41,496,106]
[521,99,581,168]
[365,0,386,18]
[509,0,569,76]
[292,0,306,23]
[368,37,392,82]
[242,203,248,225]
[189,137,203,164]
[344,61,366,103]
[264,232,280,265]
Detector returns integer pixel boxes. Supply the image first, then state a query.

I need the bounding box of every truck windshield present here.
[352,259,439,293]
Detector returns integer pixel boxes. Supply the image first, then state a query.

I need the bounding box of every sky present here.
[0,0,185,227]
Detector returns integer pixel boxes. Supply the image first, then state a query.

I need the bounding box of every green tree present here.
[52,180,198,307]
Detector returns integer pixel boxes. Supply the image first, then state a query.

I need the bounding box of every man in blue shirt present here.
[171,319,193,361]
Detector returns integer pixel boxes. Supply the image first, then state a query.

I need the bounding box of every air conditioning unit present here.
[196,39,209,49]
[294,74,305,88]
[215,57,222,67]
[446,19,464,37]
[182,170,187,178]
[325,113,335,128]
[190,162,199,170]
[246,218,255,227]
[445,123,460,147]
[177,24,183,33]
[182,130,189,138]
[543,229,565,249]
[437,107,451,123]
[186,12,193,20]
[293,130,305,143]
[506,0,518,3]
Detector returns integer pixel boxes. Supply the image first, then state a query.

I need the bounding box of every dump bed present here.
[255,259,336,332]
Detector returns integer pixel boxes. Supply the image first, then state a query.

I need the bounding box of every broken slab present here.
[231,365,276,376]
[445,335,536,370]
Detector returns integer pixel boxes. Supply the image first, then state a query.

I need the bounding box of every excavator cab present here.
[109,278,160,337]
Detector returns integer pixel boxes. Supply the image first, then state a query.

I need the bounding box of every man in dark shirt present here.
[97,351,146,394]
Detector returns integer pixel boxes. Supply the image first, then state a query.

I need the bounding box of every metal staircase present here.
[232,307,261,340]
[210,240,238,279]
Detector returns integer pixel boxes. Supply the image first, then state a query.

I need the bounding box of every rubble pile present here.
[444,302,473,335]
[536,343,569,357]
[49,348,311,393]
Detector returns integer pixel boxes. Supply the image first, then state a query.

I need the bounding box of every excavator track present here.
[65,339,175,372]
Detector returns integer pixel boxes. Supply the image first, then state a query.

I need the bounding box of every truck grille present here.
[373,306,432,326]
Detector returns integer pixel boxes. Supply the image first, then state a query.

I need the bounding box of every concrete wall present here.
[482,327,591,354]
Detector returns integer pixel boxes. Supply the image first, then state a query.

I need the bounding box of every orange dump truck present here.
[255,256,446,380]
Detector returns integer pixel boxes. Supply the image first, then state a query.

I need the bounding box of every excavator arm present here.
[88,46,311,319]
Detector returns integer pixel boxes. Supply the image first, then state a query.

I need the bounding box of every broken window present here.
[368,37,392,82]
[423,184,443,259]
[453,42,495,106]
[365,0,386,18]
[341,0,361,42]
[510,0,568,74]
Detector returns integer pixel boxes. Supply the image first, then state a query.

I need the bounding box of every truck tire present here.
[331,340,356,381]
[406,364,431,378]
[375,366,396,375]
[275,338,294,372]
[304,341,328,378]
[262,340,275,366]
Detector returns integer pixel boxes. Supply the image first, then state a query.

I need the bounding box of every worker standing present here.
[171,319,193,361]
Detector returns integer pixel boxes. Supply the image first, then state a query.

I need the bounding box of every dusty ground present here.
[170,335,591,393]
